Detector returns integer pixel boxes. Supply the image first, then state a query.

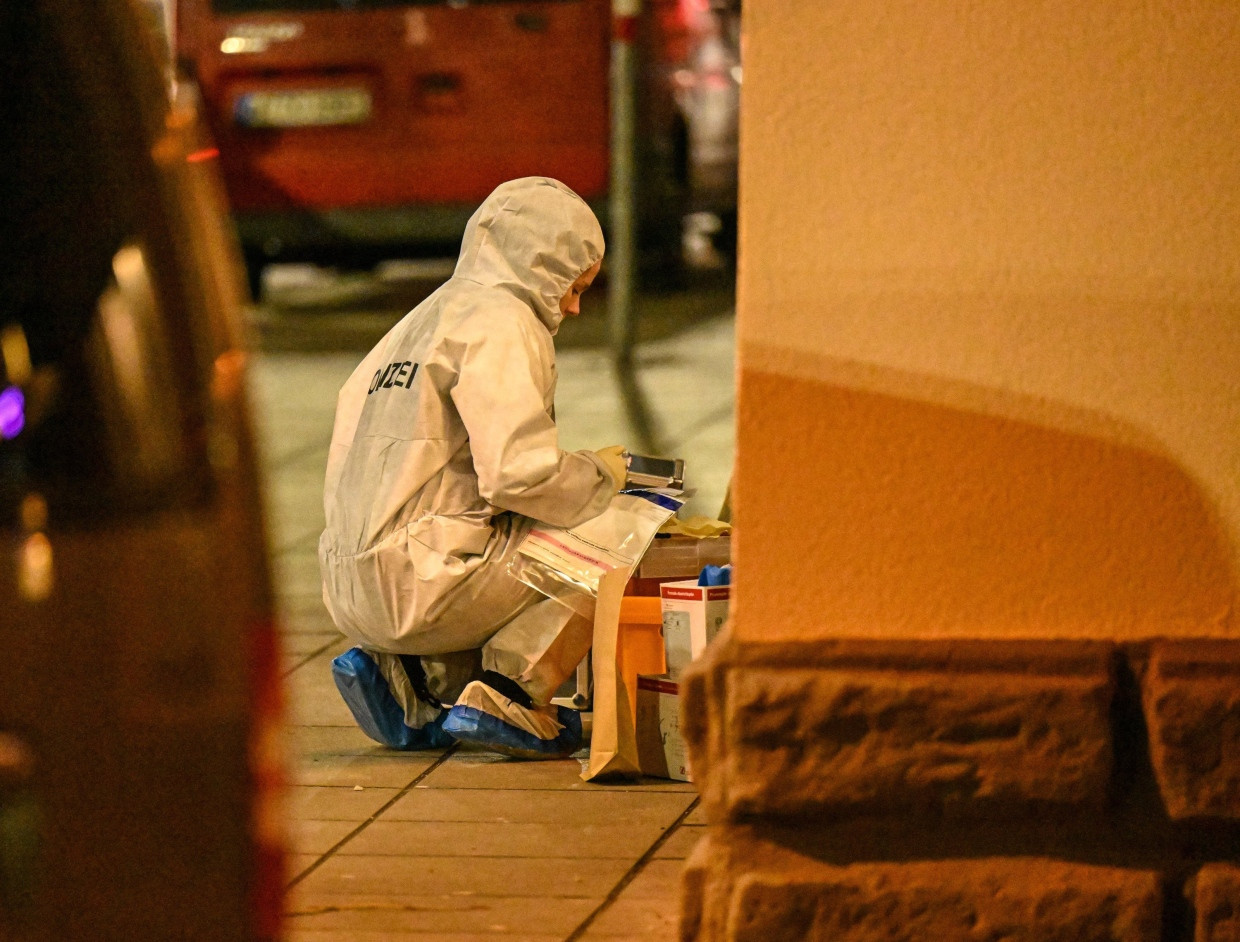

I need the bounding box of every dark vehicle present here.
[1,1,283,939]
[171,0,739,292]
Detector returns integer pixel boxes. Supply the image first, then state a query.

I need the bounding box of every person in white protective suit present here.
[319,177,630,759]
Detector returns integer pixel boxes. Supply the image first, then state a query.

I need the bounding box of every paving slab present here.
[283,632,343,658]
[577,894,682,942]
[385,786,694,826]
[293,752,439,789]
[286,647,358,727]
[288,933,564,942]
[288,819,361,857]
[596,859,688,900]
[285,888,592,937]
[291,724,413,757]
[339,819,674,860]
[295,854,634,899]
[652,824,706,860]
[288,785,403,822]
[421,751,697,793]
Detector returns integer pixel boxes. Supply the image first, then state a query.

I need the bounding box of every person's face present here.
[559,259,602,318]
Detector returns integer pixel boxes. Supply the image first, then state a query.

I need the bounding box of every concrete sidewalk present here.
[247,310,735,941]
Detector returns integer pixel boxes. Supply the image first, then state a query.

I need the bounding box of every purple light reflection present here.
[0,385,25,439]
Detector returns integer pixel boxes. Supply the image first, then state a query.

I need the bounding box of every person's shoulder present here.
[442,283,542,339]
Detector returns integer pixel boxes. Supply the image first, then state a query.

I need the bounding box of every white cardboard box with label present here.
[660,579,730,678]
[635,674,690,782]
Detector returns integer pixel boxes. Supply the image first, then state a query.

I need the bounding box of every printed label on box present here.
[660,580,730,678]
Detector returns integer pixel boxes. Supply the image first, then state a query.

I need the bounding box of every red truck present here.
[171,0,739,294]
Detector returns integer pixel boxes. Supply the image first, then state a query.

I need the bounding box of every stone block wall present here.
[715,3,1240,938]
[679,636,1240,941]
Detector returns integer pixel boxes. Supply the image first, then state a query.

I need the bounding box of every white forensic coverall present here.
[318,177,617,707]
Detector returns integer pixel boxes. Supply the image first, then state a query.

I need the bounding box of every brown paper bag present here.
[581,568,642,781]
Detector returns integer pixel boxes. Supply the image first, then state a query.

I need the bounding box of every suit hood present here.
[453,177,605,335]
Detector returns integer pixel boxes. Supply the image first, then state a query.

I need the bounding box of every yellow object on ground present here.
[658,515,732,538]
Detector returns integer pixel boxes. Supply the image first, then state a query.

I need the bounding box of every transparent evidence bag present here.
[508,452,687,616]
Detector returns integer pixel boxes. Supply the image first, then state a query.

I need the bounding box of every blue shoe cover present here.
[442,700,583,760]
[331,648,454,750]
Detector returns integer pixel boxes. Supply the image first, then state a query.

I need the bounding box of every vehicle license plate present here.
[234,88,372,128]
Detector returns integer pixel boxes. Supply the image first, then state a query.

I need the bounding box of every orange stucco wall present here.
[734,1,1240,639]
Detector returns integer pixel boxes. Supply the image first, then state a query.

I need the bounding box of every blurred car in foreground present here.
[0,1,283,939]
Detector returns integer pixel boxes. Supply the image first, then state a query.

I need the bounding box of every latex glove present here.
[593,445,628,490]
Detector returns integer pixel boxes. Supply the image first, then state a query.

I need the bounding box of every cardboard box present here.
[637,534,731,580]
[660,579,730,678]
[627,534,731,597]
[635,674,690,781]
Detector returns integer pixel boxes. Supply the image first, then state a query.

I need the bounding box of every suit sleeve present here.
[449,311,616,527]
